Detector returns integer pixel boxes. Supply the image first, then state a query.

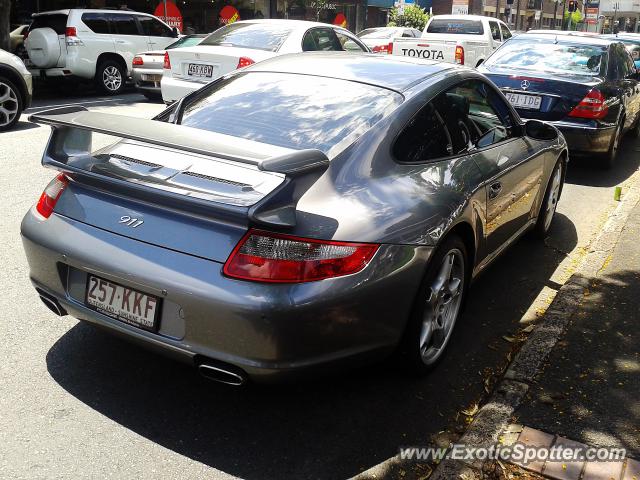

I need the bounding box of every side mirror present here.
[524,119,558,141]
[172,27,179,38]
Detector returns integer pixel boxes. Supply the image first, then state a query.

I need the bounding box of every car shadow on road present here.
[45,215,578,480]
[2,121,41,133]
[565,137,640,188]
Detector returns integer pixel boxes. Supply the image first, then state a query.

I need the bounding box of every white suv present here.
[25,9,178,94]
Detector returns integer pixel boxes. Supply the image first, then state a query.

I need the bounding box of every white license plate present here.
[141,73,161,82]
[86,275,160,331]
[505,92,542,110]
[188,63,214,78]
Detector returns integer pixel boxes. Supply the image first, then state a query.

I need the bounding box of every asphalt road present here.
[1,87,638,480]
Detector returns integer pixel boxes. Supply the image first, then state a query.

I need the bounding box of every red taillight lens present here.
[132,56,144,66]
[455,45,464,65]
[568,89,609,119]
[163,51,171,69]
[65,27,77,37]
[372,42,393,54]
[35,174,68,219]
[23,30,30,40]
[236,57,255,69]
[223,229,379,283]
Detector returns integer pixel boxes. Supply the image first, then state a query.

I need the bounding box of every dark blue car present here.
[479,33,640,168]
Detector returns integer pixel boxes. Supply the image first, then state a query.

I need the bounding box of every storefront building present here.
[10,0,370,34]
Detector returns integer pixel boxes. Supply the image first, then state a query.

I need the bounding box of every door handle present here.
[489,181,502,199]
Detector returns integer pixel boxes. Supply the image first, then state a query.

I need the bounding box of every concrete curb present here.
[428,171,640,480]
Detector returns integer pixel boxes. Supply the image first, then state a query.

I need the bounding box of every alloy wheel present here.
[103,66,122,92]
[0,81,19,128]
[544,162,563,232]
[419,248,465,365]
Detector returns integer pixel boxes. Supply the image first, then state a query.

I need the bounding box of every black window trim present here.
[301,26,342,52]
[332,27,369,52]
[392,77,522,165]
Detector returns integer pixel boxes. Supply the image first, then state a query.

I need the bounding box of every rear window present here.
[166,35,205,49]
[199,23,293,52]
[358,28,395,39]
[179,72,403,157]
[29,14,68,35]
[426,19,484,35]
[484,39,606,76]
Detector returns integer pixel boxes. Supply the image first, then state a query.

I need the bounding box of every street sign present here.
[451,0,469,14]
[534,9,541,19]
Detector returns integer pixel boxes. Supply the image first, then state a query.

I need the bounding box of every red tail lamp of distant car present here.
[223,229,379,283]
[163,52,171,69]
[236,57,255,69]
[455,46,465,65]
[372,42,393,54]
[132,56,144,66]
[36,174,68,219]
[568,89,609,119]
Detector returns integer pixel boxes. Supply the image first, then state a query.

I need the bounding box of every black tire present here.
[95,60,126,95]
[602,122,622,170]
[0,76,23,132]
[533,158,565,239]
[142,91,163,102]
[397,234,469,375]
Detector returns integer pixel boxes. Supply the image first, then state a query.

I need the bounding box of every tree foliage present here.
[388,4,430,31]
[563,8,584,27]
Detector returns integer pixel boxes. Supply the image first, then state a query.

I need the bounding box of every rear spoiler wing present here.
[29,106,330,228]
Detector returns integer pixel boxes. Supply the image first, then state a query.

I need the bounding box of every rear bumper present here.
[161,75,207,103]
[548,120,616,155]
[21,209,430,382]
[133,67,163,94]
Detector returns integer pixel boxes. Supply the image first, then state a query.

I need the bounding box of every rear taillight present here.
[568,89,608,119]
[65,26,83,46]
[223,229,379,283]
[132,56,144,66]
[35,174,68,219]
[236,57,255,69]
[163,51,171,69]
[455,45,464,65]
[372,42,393,54]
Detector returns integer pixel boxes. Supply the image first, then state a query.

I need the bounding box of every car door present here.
[488,20,502,52]
[618,45,640,129]
[80,12,116,57]
[137,15,176,51]
[448,79,544,257]
[109,13,148,69]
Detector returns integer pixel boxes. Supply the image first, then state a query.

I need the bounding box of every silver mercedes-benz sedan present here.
[21,53,567,385]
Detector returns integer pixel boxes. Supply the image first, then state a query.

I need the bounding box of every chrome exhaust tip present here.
[37,289,67,317]
[198,363,247,386]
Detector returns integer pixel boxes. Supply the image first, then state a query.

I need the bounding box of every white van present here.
[25,9,178,94]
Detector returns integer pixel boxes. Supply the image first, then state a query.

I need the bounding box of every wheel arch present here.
[442,221,476,276]
[0,65,28,106]
[96,52,129,78]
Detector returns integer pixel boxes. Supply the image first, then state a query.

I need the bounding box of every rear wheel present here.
[0,76,23,132]
[398,235,468,374]
[603,123,621,169]
[96,60,126,95]
[533,158,564,239]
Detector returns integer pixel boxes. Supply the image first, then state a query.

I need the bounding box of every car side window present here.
[139,16,174,37]
[82,13,110,34]
[500,23,512,40]
[334,30,368,51]
[302,28,343,51]
[394,103,452,163]
[489,21,501,41]
[110,14,140,35]
[441,80,514,150]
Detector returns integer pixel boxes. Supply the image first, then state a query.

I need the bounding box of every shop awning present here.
[367,0,395,8]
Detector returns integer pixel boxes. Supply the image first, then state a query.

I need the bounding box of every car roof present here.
[245,52,456,92]
[232,19,336,29]
[429,14,503,21]
[515,32,618,46]
[33,8,160,16]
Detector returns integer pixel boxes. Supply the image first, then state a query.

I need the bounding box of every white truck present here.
[391,15,513,68]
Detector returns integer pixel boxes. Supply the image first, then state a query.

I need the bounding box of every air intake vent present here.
[183,171,250,188]
[109,154,161,168]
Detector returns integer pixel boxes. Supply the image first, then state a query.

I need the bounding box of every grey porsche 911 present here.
[21,53,567,385]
